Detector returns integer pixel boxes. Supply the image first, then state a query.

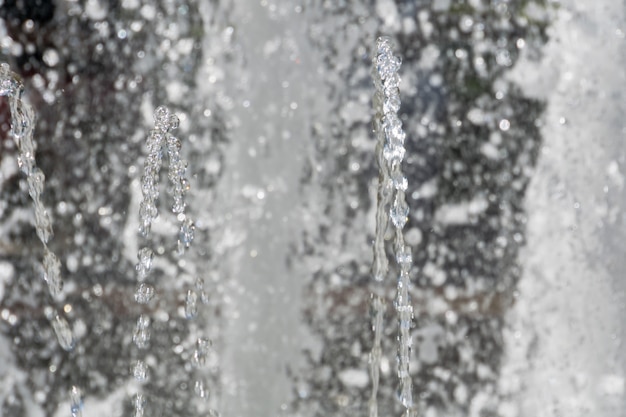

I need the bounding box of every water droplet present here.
[42,247,63,297]
[138,202,157,236]
[134,283,155,304]
[396,245,412,268]
[141,174,159,200]
[35,208,53,244]
[192,337,211,367]
[70,386,83,417]
[390,194,409,229]
[391,170,408,192]
[146,130,164,152]
[185,289,198,319]
[194,378,209,398]
[136,247,154,280]
[133,360,148,381]
[178,218,195,254]
[50,312,75,351]
[154,106,171,131]
[133,393,146,417]
[133,315,150,349]
[196,277,209,304]
[168,114,180,130]
[376,36,394,56]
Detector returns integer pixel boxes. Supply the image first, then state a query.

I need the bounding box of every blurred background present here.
[0,0,624,416]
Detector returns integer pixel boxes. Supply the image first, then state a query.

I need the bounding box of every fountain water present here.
[132,104,215,416]
[1,1,625,417]
[369,36,415,417]
[0,62,82,417]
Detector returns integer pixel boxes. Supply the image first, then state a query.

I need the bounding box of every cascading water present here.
[0,1,625,417]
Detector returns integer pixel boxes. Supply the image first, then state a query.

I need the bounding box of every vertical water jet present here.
[370,37,415,417]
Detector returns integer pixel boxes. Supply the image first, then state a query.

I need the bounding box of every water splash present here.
[370,37,415,417]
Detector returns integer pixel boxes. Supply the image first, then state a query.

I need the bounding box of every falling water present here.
[370,37,415,417]
[3,1,626,417]
[0,62,81,416]
[133,104,212,416]
[132,106,180,415]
